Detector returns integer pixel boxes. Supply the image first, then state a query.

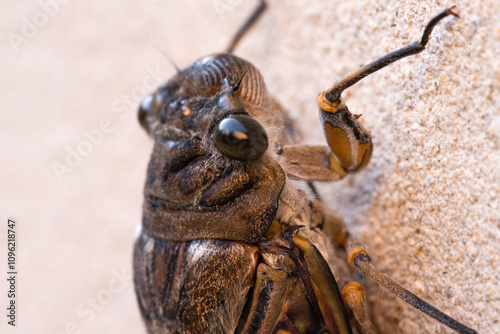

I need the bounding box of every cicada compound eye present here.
[214,115,268,161]
[138,94,154,132]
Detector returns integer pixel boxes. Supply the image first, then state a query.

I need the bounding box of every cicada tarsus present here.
[133,2,477,333]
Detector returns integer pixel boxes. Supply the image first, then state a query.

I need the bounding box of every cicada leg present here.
[315,212,477,334]
[276,8,460,181]
[317,7,459,174]
[344,245,477,334]
[319,207,379,334]
[341,283,377,334]
[319,206,348,248]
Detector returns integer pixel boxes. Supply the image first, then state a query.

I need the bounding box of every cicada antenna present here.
[152,46,181,74]
[232,67,251,92]
[323,6,459,104]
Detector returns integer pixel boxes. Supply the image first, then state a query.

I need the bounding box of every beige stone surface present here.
[1,0,498,333]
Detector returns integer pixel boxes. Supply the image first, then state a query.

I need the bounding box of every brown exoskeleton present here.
[134,2,477,333]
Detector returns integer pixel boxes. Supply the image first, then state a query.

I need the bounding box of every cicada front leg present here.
[277,7,460,182]
[317,7,459,175]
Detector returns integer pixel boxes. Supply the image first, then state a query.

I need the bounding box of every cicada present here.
[133,2,476,333]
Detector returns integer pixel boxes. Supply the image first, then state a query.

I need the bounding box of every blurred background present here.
[1,0,499,333]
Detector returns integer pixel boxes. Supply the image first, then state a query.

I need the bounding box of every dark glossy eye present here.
[138,94,153,131]
[214,115,268,160]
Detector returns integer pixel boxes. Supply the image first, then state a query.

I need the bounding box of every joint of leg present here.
[342,281,377,334]
[347,247,370,270]
[341,282,365,306]
[317,91,344,113]
[327,153,347,178]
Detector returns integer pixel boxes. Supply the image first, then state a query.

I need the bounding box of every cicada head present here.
[138,53,286,243]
